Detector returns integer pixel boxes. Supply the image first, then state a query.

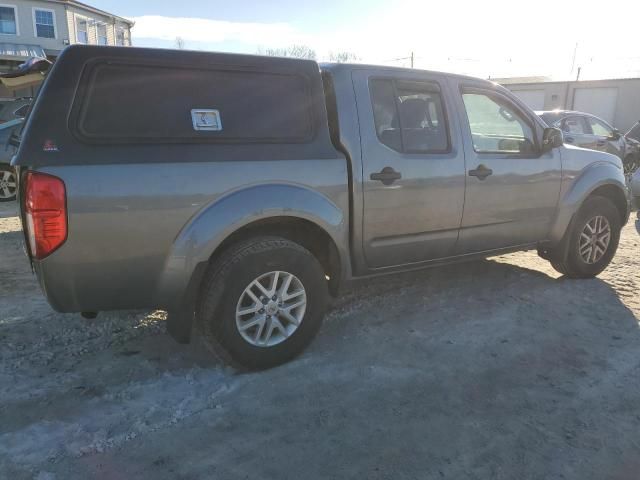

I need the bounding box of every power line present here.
[383,51,414,68]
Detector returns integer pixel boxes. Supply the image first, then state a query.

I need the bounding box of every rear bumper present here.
[32,253,165,314]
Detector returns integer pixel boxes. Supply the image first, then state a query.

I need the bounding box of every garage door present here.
[573,87,618,125]
[511,90,546,111]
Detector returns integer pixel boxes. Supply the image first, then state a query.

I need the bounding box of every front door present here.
[453,84,562,253]
[353,70,466,269]
[585,115,625,159]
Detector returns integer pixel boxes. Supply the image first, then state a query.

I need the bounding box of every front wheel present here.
[196,236,328,370]
[0,164,16,202]
[550,196,621,278]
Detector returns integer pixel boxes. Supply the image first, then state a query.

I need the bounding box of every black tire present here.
[0,164,16,202]
[196,236,328,371]
[550,196,621,278]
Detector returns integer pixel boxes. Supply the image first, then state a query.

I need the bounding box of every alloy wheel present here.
[0,169,16,200]
[578,215,611,264]
[235,270,307,347]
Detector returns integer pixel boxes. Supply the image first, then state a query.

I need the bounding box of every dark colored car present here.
[625,121,640,174]
[0,56,49,201]
[0,97,31,123]
[0,101,29,201]
[537,110,639,175]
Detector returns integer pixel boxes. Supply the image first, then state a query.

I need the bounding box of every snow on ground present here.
[1,201,640,479]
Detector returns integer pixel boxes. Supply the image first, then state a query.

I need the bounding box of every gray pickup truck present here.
[13,46,630,369]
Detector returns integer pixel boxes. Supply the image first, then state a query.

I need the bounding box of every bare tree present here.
[328,51,360,63]
[175,37,185,50]
[261,44,317,60]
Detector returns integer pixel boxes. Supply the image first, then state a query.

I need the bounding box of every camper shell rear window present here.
[71,61,315,144]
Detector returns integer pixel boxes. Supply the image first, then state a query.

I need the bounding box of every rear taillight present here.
[24,172,67,259]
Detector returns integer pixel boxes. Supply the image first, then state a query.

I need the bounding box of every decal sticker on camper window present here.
[191,109,222,132]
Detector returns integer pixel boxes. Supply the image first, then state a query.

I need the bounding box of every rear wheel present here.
[0,164,16,202]
[550,196,621,278]
[196,236,328,370]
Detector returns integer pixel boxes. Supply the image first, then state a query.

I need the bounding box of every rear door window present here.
[370,78,450,154]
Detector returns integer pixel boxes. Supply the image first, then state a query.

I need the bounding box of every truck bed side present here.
[15,46,349,313]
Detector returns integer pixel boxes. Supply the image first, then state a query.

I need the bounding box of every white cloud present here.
[130,1,640,80]
[131,15,308,47]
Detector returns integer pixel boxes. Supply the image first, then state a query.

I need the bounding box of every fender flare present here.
[548,161,629,245]
[157,183,347,340]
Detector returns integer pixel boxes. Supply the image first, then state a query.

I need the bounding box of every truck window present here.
[370,78,449,154]
[587,117,613,137]
[73,63,314,144]
[462,92,535,154]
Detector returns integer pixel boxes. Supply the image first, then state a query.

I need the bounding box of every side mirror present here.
[609,129,621,140]
[542,127,563,152]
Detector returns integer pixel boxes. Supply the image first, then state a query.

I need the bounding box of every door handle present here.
[596,140,607,147]
[370,166,402,185]
[468,164,493,180]
[565,136,574,143]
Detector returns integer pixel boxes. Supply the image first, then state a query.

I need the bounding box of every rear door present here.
[453,83,562,253]
[353,69,466,268]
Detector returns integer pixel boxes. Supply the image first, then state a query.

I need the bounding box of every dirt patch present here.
[1,200,640,479]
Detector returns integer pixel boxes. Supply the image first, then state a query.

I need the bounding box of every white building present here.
[498,76,640,132]
[0,0,133,95]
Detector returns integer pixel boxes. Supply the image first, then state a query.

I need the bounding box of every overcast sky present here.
[91,0,640,80]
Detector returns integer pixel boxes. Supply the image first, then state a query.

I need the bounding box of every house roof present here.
[0,43,46,61]
[47,0,134,26]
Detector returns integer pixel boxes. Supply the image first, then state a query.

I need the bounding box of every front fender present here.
[548,160,628,244]
[155,183,347,311]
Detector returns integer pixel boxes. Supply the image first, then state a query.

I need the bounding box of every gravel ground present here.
[1,201,639,480]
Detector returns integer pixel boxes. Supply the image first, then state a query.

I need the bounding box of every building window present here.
[34,9,56,39]
[97,23,107,45]
[116,26,126,46]
[0,5,17,35]
[76,17,88,43]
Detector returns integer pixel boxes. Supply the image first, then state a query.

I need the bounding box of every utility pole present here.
[410,51,414,69]
[570,42,578,73]
[576,66,581,81]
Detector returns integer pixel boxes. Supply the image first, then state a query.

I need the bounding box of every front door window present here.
[462,93,536,154]
[587,117,613,137]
